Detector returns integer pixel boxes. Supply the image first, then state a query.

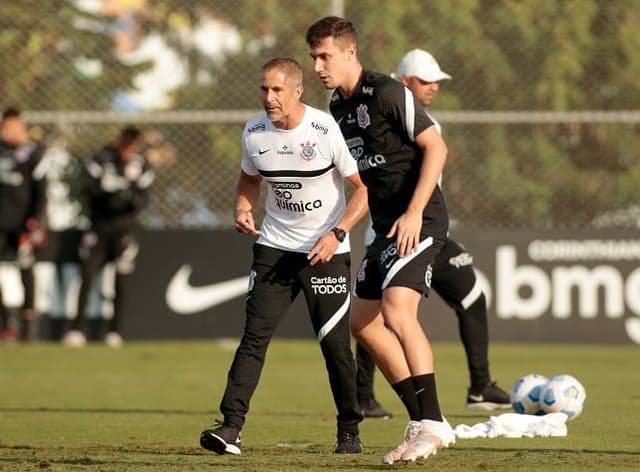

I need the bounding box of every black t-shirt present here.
[83,146,154,230]
[329,69,448,239]
[0,139,46,232]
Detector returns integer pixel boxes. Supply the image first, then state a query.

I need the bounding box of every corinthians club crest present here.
[300,141,317,161]
[356,103,370,129]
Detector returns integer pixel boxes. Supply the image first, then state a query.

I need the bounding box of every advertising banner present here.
[1,229,638,343]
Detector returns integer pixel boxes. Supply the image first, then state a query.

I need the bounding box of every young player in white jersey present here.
[199,58,368,456]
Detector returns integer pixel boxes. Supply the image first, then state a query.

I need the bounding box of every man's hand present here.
[307,231,340,266]
[234,209,260,236]
[24,218,47,250]
[386,209,422,257]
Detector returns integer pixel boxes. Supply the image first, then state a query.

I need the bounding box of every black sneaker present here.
[359,398,392,419]
[334,431,363,454]
[200,421,241,455]
[466,381,512,410]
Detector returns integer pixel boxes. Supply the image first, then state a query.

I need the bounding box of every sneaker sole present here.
[200,431,241,455]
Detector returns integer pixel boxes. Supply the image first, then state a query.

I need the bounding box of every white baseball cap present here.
[392,48,451,82]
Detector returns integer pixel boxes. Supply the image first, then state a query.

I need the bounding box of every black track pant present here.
[72,229,138,333]
[220,243,362,434]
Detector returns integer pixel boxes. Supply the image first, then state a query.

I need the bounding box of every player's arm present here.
[388,126,447,257]
[26,146,49,248]
[234,170,261,236]
[130,158,155,211]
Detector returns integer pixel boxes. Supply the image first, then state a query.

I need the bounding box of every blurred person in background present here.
[199,58,368,456]
[0,107,48,342]
[62,126,154,348]
[307,18,454,464]
[354,49,510,419]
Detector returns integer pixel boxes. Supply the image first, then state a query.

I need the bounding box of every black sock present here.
[392,377,421,421]
[413,373,442,421]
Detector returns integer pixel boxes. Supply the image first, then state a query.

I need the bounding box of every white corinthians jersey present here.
[241,105,358,254]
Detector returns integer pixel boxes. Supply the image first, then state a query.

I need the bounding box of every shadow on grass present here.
[2,444,639,471]
[0,406,211,415]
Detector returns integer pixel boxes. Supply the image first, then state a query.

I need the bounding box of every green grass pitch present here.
[2,340,639,471]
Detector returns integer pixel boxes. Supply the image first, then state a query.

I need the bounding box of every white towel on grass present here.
[454,412,569,438]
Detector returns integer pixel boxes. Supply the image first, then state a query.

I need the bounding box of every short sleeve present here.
[240,129,259,176]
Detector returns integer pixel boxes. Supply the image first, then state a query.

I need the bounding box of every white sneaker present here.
[382,421,421,465]
[401,416,455,462]
[63,330,86,348]
[104,332,124,348]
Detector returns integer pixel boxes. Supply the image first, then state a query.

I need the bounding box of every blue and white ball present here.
[540,374,586,420]
[510,374,548,415]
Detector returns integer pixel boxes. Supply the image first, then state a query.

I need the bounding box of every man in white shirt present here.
[199,57,368,456]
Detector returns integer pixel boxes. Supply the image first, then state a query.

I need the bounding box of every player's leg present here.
[105,232,140,346]
[17,232,36,341]
[355,342,393,418]
[19,266,35,341]
[0,233,16,340]
[201,244,297,455]
[377,235,454,462]
[351,248,425,464]
[64,231,107,346]
[300,252,362,453]
[432,238,509,409]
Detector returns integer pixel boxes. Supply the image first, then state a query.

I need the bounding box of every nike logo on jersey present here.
[165,265,249,314]
[259,148,270,155]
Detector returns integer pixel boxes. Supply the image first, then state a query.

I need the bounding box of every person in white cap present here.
[354,48,511,418]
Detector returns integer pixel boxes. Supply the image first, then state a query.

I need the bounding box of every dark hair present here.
[305,16,357,48]
[119,126,141,146]
[262,58,303,86]
[2,106,21,121]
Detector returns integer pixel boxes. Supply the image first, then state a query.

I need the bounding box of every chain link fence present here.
[2,0,639,230]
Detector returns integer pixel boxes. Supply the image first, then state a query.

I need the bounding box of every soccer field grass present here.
[2,340,638,471]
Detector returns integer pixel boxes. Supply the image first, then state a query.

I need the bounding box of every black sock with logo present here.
[413,373,443,421]
[392,377,421,421]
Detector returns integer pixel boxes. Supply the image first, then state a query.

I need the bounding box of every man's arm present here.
[234,170,262,236]
[307,171,368,266]
[335,172,368,233]
[387,125,447,257]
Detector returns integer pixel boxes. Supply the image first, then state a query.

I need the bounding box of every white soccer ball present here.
[510,374,548,415]
[539,374,586,420]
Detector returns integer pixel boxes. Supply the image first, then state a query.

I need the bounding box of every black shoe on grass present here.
[334,431,363,454]
[466,381,511,410]
[200,422,241,455]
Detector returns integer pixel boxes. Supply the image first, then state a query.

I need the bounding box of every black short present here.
[432,237,483,310]
[354,234,445,300]
[0,231,35,269]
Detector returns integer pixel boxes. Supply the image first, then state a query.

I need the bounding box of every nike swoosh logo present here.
[336,116,344,125]
[259,148,270,155]
[468,394,484,402]
[165,264,249,314]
